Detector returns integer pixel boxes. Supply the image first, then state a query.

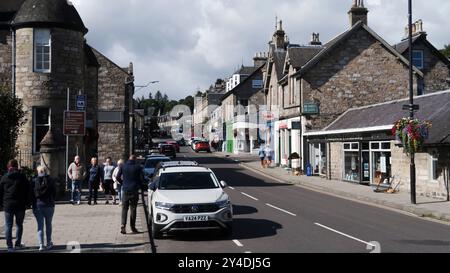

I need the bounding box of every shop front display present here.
[343,142,360,182]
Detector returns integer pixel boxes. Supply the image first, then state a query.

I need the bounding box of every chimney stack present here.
[253,52,268,67]
[348,0,368,27]
[310,33,322,46]
[403,19,426,40]
[273,19,286,50]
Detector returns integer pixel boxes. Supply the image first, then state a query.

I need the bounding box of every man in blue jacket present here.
[117,155,144,234]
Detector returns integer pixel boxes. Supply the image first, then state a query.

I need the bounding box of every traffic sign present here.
[64,111,86,136]
[76,95,86,111]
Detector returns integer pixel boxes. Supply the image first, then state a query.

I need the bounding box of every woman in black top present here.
[31,166,56,252]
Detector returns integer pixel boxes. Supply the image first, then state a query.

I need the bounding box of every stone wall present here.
[93,49,130,162]
[97,123,127,163]
[329,142,343,180]
[0,30,12,91]
[302,27,417,130]
[391,144,450,200]
[15,27,86,165]
[403,39,450,92]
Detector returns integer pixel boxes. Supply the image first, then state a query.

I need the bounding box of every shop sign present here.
[303,103,320,115]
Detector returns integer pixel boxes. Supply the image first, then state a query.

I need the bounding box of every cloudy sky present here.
[71,0,450,100]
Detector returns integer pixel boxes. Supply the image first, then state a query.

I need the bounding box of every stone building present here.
[221,60,265,154]
[0,0,133,181]
[261,1,449,173]
[304,90,450,199]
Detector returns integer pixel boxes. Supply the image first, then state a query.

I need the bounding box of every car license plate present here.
[184,215,209,222]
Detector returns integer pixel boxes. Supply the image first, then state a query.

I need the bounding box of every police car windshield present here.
[159,172,219,190]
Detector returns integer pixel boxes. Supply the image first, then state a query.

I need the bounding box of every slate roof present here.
[273,50,287,80]
[323,90,450,144]
[233,65,257,76]
[292,21,424,78]
[392,35,422,55]
[12,0,88,34]
[287,46,322,69]
[393,33,450,67]
[221,64,265,102]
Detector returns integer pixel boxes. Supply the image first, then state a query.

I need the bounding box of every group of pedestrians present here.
[67,154,145,234]
[67,156,124,206]
[258,145,274,168]
[0,153,145,252]
[0,160,56,252]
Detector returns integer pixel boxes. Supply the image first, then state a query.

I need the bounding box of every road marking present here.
[315,223,376,247]
[241,192,259,201]
[266,203,297,216]
[228,186,235,190]
[233,240,244,247]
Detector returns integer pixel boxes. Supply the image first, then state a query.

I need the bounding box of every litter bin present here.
[306,163,312,177]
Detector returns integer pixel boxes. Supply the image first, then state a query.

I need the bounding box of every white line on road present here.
[241,192,259,201]
[266,203,297,216]
[315,223,376,247]
[233,240,244,247]
[228,186,235,190]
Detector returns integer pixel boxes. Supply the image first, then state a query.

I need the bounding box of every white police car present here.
[148,161,233,239]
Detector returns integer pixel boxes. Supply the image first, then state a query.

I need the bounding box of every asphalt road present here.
[151,147,450,253]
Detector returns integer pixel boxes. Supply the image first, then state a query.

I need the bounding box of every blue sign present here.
[76,95,86,111]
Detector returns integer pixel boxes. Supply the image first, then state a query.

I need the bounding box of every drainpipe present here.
[11,28,16,96]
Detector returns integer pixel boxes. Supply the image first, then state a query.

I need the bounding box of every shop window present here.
[343,142,360,182]
[371,141,392,184]
[33,107,51,154]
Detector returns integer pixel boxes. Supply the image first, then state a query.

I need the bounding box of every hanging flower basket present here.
[392,118,432,154]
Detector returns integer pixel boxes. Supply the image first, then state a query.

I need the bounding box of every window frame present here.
[429,149,439,182]
[33,107,51,154]
[412,50,424,70]
[33,28,52,73]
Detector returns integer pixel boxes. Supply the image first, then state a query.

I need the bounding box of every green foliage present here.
[441,44,450,58]
[0,88,26,171]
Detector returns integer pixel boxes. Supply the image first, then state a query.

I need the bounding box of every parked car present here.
[194,141,211,153]
[189,137,202,148]
[148,161,233,239]
[159,144,176,158]
[166,140,180,153]
[144,156,171,181]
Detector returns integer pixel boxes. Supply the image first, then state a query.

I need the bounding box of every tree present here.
[441,44,450,58]
[0,88,25,172]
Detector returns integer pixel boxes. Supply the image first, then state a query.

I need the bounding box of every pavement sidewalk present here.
[0,192,151,253]
[213,151,450,223]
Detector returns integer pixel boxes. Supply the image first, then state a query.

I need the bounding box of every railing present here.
[17,150,36,169]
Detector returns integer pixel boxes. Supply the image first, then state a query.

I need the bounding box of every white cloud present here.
[71,0,450,100]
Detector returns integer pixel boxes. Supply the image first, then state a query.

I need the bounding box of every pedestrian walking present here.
[258,146,266,168]
[0,159,31,252]
[265,145,273,168]
[113,159,124,206]
[68,155,86,205]
[87,157,103,205]
[103,157,116,205]
[116,155,144,234]
[31,166,56,251]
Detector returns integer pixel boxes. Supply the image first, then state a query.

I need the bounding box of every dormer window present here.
[34,29,51,73]
[412,50,424,70]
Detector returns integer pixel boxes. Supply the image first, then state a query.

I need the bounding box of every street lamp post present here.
[407,0,417,205]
